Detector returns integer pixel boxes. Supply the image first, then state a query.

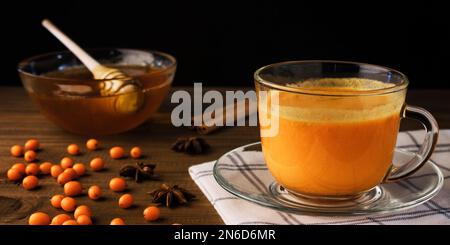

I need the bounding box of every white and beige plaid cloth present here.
[189,130,450,225]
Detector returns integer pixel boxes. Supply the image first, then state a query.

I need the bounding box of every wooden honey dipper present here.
[42,19,144,114]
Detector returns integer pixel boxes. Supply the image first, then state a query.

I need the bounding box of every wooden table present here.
[0,86,449,225]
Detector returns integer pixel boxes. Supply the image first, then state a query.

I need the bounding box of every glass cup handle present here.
[385,104,439,182]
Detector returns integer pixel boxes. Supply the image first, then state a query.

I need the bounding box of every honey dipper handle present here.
[42,19,100,71]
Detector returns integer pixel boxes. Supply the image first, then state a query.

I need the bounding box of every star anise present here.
[119,162,159,182]
[147,183,196,207]
[171,137,210,154]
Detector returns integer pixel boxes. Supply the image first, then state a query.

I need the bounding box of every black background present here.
[1,0,449,88]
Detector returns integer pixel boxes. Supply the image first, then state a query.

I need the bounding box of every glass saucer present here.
[213,142,444,216]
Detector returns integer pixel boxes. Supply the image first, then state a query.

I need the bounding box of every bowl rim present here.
[17,48,177,83]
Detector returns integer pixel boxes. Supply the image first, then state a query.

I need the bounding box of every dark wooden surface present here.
[0,87,449,225]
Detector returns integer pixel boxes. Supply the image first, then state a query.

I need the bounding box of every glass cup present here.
[255,60,438,200]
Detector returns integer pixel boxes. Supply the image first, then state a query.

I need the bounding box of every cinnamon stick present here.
[190,98,257,134]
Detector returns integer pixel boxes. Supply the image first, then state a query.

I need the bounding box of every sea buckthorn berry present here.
[109,146,125,159]
[39,162,52,175]
[74,205,92,219]
[11,163,26,174]
[22,175,38,190]
[57,172,73,185]
[61,197,77,212]
[72,163,86,177]
[64,181,82,197]
[24,139,40,151]
[110,218,125,225]
[67,144,80,155]
[50,194,65,208]
[28,212,50,225]
[25,163,39,176]
[51,214,71,225]
[7,168,22,181]
[143,206,160,222]
[62,220,78,225]
[51,165,63,178]
[109,177,127,192]
[86,139,99,151]
[88,185,102,200]
[10,145,23,157]
[76,214,92,225]
[90,157,105,171]
[63,168,78,179]
[118,194,134,209]
[130,147,142,159]
[24,150,37,162]
[60,157,74,169]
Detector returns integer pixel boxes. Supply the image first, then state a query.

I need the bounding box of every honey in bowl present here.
[18,49,176,135]
[259,78,405,196]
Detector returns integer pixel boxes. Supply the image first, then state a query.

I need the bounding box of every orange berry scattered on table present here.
[61,197,77,212]
[130,146,142,159]
[57,172,73,185]
[24,150,37,162]
[64,181,82,197]
[90,157,105,171]
[67,144,80,155]
[88,185,102,200]
[50,194,65,208]
[74,205,92,219]
[51,165,63,178]
[10,145,23,157]
[60,157,74,169]
[110,146,125,159]
[25,163,39,176]
[72,163,86,177]
[118,194,134,209]
[24,139,40,151]
[28,212,50,225]
[22,175,38,190]
[110,218,125,225]
[109,177,127,192]
[143,206,160,222]
[51,214,72,225]
[86,139,99,151]
[63,168,78,179]
[7,168,22,181]
[11,163,26,174]
[39,162,52,175]
[76,214,92,225]
[62,220,78,225]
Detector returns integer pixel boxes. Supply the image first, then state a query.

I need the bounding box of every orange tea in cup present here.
[260,78,404,196]
[255,61,438,199]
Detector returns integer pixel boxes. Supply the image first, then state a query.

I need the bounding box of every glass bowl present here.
[18,48,176,135]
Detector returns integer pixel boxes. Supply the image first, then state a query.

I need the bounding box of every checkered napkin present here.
[189,130,450,225]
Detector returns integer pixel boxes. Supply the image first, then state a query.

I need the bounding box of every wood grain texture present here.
[0,86,449,225]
